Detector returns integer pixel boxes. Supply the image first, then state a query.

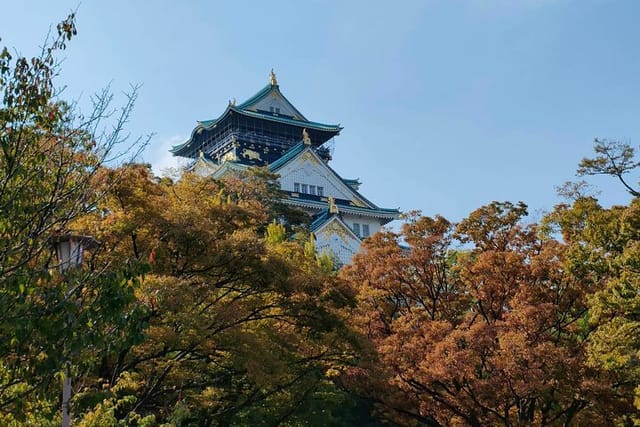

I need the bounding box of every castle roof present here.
[270,141,400,223]
[188,139,400,224]
[171,76,341,158]
[236,82,308,120]
[310,212,361,241]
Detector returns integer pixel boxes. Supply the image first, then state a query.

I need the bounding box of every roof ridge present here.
[310,212,361,241]
[233,108,340,129]
[236,83,309,122]
[236,84,273,110]
[171,107,341,157]
[285,196,399,216]
[268,141,306,171]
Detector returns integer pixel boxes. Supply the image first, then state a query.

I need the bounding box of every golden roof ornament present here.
[199,149,205,159]
[328,196,339,214]
[302,128,311,146]
[269,68,278,86]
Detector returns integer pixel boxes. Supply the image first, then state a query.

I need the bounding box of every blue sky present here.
[2,0,637,222]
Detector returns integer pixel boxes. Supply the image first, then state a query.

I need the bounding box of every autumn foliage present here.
[2,13,640,427]
[66,165,360,425]
[341,200,637,426]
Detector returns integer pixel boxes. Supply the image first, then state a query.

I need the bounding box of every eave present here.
[282,194,400,224]
[171,106,341,158]
[311,214,362,242]
[270,144,387,211]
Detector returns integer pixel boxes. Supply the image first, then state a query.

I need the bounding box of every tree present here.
[577,138,639,197]
[548,138,640,421]
[341,202,627,426]
[543,196,639,424]
[0,14,149,424]
[69,165,361,425]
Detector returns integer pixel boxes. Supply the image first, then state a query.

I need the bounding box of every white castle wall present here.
[277,151,361,201]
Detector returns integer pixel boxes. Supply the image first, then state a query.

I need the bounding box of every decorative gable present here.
[274,147,371,207]
[247,91,304,120]
[189,154,220,177]
[237,73,307,120]
[313,216,361,266]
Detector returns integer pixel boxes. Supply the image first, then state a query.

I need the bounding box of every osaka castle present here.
[171,70,399,265]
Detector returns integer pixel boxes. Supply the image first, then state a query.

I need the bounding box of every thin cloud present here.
[146,135,187,177]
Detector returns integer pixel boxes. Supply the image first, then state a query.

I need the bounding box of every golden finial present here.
[328,197,339,214]
[269,68,278,86]
[302,128,311,146]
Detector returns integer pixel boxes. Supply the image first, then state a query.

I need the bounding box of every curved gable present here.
[238,84,307,121]
[313,216,361,266]
[248,91,304,120]
[275,148,370,206]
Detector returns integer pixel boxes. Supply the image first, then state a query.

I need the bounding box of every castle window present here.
[294,182,300,192]
[309,185,316,195]
[362,224,370,237]
[352,223,360,237]
[275,107,280,114]
[301,184,308,194]
[317,186,324,196]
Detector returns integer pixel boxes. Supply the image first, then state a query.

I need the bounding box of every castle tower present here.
[172,71,399,265]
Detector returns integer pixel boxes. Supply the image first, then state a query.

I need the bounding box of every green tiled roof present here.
[236,84,273,110]
[268,141,306,171]
[171,106,341,156]
[211,161,248,179]
[172,81,343,157]
[310,214,362,242]
[284,196,399,223]
[310,209,332,231]
[236,83,309,120]
[269,142,398,212]
[231,107,341,131]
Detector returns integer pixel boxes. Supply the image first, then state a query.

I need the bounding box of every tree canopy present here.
[68,164,361,425]
[2,13,640,427]
[339,142,640,426]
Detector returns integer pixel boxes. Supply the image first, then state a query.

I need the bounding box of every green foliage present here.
[0,13,148,422]
[7,14,640,427]
[540,194,640,422]
[578,138,639,197]
[266,220,286,244]
[68,165,360,425]
[573,200,640,409]
[304,233,335,273]
[76,372,156,427]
